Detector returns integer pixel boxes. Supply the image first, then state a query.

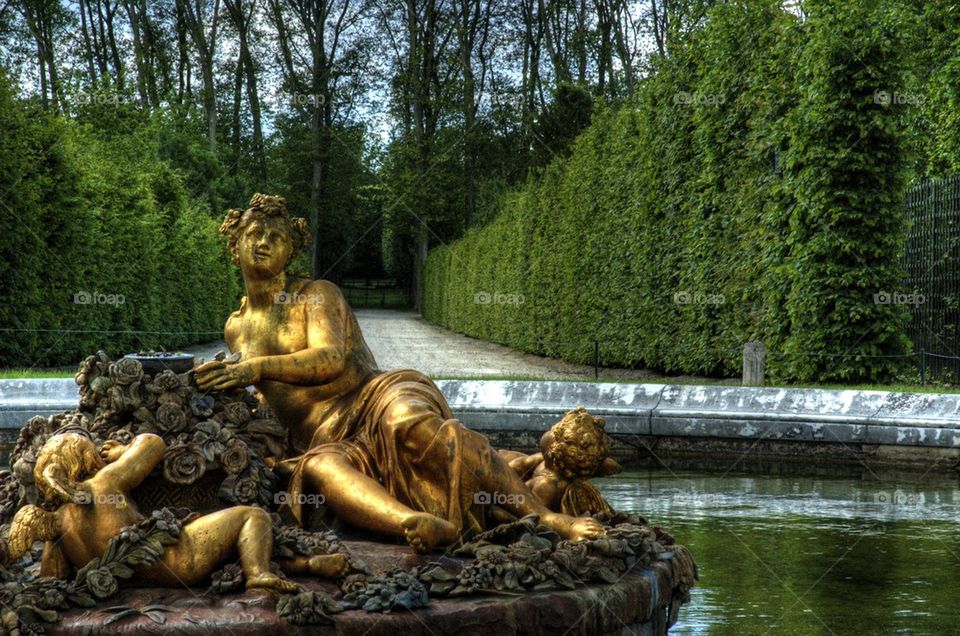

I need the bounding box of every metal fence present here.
[903,174,960,382]
[340,278,409,309]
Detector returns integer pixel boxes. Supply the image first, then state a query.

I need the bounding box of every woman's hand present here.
[195,359,261,390]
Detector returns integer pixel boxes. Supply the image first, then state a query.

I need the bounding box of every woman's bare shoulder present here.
[225,297,246,336]
[290,279,347,312]
[298,278,344,299]
[227,297,247,322]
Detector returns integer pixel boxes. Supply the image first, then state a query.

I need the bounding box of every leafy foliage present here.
[0,70,240,367]
[423,0,913,383]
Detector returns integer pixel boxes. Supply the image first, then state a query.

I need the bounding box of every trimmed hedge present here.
[0,73,241,367]
[422,0,913,383]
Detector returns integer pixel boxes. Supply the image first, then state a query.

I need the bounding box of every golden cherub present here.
[499,407,622,516]
[8,433,347,591]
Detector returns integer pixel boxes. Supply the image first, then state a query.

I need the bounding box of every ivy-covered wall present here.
[423,0,914,383]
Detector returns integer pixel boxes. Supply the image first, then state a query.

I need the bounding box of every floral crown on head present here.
[220,193,312,265]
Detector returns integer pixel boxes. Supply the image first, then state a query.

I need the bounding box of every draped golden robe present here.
[281,368,491,536]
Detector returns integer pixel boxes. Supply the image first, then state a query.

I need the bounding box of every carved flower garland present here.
[6,351,288,517]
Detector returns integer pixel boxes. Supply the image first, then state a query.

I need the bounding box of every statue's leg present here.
[276,553,349,578]
[148,506,298,592]
[302,451,458,553]
[385,396,606,542]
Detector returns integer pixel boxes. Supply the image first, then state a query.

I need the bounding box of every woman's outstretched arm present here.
[196,281,348,389]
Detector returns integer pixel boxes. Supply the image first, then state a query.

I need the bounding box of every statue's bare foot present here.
[246,572,302,594]
[401,512,458,553]
[542,513,606,541]
[308,553,349,578]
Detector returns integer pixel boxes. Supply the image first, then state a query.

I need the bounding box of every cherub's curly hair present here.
[220,193,312,267]
[543,407,609,480]
[33,433,102,505]
[9,434,103,559]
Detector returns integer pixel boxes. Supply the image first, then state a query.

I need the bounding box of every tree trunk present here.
[179,0,221,152]
[123,0,150,108]
[458,0,477,224]
[79,0,98,85]
[102,0,125,90]
[225,0,266,181]
[413,224,428,313]
[231,54,243,151]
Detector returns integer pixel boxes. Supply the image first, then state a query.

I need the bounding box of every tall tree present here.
[270,0,367,277]
[394,0,457,310]
[224,0,266,180]
[123,0,156,107]
[16,0,66,111]
[178,0,221,151]
[454,0,495,223]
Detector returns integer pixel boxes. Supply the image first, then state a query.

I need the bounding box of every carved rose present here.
[109,358,143,385]
[88,375,114,397]
[193,430,226,463]
[276,590,338,626]
[189,393,215,418]
[157,391,184,407]
[153,369,181,392]
[85,567,119,599]
[210,564,244,593]
[155,403,188,434]
[107,384,141,412]
[231,475,259,504]
[223,401,252,426]
[162,444,207,485]
[43,587,66,608]
[221,438,250,475]
[108,428,135,445]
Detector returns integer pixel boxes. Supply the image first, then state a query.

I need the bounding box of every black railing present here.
[340,278,409,309]
[903,175,960,382]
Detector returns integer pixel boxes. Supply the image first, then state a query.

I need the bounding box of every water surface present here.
[596,468,960,635]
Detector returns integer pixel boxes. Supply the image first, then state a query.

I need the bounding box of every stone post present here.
[743,341,766,386]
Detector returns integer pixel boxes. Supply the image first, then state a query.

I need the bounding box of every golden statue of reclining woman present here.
[195,194,605,552]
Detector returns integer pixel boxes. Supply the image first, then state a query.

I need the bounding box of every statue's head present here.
[220,194,312,279]
[541,407,609,479]
[34,433,103,505]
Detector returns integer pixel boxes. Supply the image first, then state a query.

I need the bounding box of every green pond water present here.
[595,468,960,636]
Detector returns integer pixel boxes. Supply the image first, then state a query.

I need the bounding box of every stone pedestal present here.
[49,541,680,635]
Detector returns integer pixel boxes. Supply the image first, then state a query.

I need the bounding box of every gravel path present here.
[352,309,595,378]
[185,309,697,382]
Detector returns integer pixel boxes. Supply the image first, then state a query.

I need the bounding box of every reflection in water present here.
[596,469,960,636]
